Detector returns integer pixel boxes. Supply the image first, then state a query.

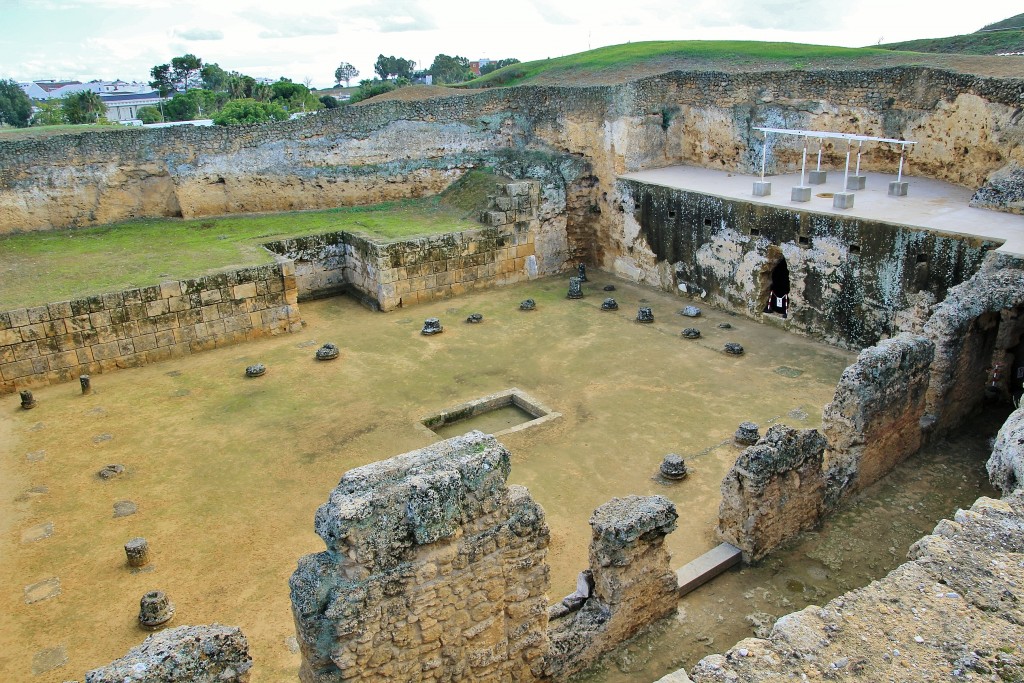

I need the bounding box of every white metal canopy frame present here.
[752,127,917,199]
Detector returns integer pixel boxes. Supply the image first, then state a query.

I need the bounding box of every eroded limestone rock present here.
[85,624,251,683]
[690,492,1024,683]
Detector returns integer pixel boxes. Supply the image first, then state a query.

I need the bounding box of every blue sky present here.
[2,0,1021,88]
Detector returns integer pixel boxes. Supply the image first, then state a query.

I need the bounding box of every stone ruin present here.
[289,431,551,682]
[85,624,251,683]
[546,495,679,678]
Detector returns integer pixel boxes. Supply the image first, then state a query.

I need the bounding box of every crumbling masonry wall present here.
[717,426,828,563]
[988,406,1024,496]
[546,495,679,678]
[264,181,548,310]
[289,431,550,682]
[822,334,935,501]
[0,261,300,394]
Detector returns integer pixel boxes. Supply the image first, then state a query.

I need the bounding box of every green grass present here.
[0,122,119,140]
[464,41,899,88]
[0,171,499,309]
[879,31,1024,55]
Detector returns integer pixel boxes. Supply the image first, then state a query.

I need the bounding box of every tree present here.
[149,63,175,96]
[319,95,339,109]
[479,58,520,76]
[171,53,203,92]
[136,105,162,124]
[349,79,396,104]
[212,98,288,126]
[200,63,231,91]
[334,61,359,86]
[428,54,472,84]
[62,90,106,124]
[373,55,414,81]
[0,79,33,128]
[31,100,66,126]
[163,92,198,121]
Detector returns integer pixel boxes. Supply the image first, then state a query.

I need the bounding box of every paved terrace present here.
[621,166,1024,257]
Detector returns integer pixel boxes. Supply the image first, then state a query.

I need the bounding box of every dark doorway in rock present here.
[764,256,790,318]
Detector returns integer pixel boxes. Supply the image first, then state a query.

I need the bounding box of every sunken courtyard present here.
[3,62,1024,682]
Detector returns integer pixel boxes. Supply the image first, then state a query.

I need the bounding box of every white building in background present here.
[99,91,167,122]
[19,79,152,101]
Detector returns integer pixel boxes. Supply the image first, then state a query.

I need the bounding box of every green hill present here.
[879,13,1024,55]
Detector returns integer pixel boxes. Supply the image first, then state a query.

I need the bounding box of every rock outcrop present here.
[988,407,1024,495]
[84,624,251,683]
[689,492,1024,682]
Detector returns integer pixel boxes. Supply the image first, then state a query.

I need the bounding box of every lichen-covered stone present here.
[84,624,251,683]
[718,425,827,562]
[290,431,550,682]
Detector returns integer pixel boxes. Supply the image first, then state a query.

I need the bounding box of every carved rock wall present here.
[717,426,828,562]
[546,495,679,678]
[924,256,1024,432]
[289,431,550,683]
[264,180,550,311]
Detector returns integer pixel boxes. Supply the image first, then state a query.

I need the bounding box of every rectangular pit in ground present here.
[420,388,560,439]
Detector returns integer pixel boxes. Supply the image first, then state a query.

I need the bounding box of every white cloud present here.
[175,28,224,41]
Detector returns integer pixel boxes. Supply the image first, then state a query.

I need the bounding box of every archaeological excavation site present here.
[3,45,1024,683]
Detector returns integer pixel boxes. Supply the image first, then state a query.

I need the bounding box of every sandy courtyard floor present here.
[1,273,853,682]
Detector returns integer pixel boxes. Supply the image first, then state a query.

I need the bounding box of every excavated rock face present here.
[289,431,550,683]
[972,163,1024,215]
[718,425,828,562]
[988,407,1024,495]
[84,624,251,683]
[546,495,679,679]
[689,492,1024,683]
[924,257,1024,432]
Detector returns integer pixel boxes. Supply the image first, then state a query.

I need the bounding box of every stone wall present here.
[85,624,252,683]
[717,426,828,563]
[616,181,996,348]
[546,495,679,678]
[822,335,935,500]
[0,261,300,394]
[265,180,547,310]
[689,491,1024,682]
[289,431,550,683]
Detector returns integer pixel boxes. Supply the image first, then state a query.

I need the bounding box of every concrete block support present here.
[846,175,866,190]
[807,170,827,185]
[832,192,855,209]
[791,186,812,202]
[889,181,909,196]
[752,181,772,197]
